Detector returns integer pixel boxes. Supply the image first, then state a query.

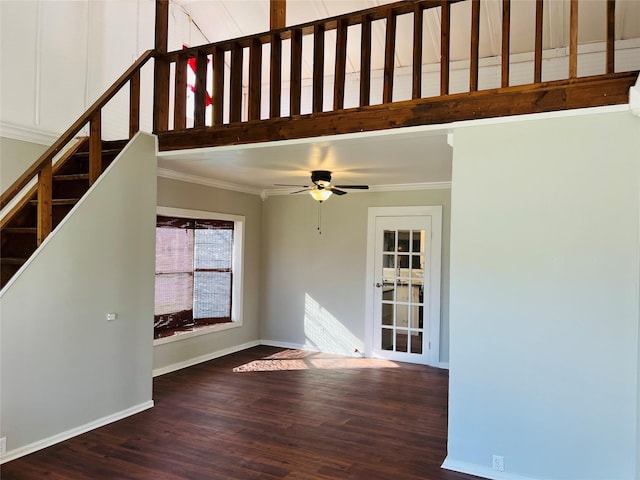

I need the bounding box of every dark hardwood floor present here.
[2,346,479,480]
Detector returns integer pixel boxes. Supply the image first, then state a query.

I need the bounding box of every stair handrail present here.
[0,49,156,212]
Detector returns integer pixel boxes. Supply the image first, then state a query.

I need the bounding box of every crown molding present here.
[0,122,60,145]
[157,168,263,196]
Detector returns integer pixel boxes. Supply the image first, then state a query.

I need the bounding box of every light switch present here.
[106,313,117,321]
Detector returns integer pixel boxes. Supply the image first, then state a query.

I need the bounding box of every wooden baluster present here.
[569,0,578,78]
[37,159,52,246]
[412,4,423,100]
[470,0,480,92]
[383,11,396,104]
[230,43,243,123]
[249,39,263,121]
[153,0,169,132]
[313,24,325,113]
[501,0,510,88]
[270,33,282,118]
[129,70,140,138]
[290,29,302,116]
[212,46,224,125]
[334,19,348,110]
[606,0,615,74]
[360,16,372,107]
[89,111,102,185]
[194,50,208,127]
[174,54,187,130]
[534,0,543,83]
[270,0,286,30]
[440,0,450,96]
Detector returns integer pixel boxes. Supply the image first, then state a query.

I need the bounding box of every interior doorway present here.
[365,206,442,366]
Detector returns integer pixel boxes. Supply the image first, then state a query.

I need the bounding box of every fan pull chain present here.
[317,202,322,235]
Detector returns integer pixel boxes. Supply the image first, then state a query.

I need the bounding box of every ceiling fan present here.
[276,170,369,202]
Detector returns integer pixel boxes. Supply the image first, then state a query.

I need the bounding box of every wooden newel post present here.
[89,111,102,185]
[37,160,53,246]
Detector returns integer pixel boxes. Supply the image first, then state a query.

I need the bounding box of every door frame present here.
[364,206,443,366]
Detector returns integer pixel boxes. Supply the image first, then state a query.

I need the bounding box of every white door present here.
[366,207,442,366]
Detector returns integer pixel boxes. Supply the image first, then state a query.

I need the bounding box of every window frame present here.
[153,206,245,346]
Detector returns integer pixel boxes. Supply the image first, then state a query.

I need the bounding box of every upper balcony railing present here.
[154,0,639,151]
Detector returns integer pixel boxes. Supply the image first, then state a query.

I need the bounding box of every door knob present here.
[375,282,384,288]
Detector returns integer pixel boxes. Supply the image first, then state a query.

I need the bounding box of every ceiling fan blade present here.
[290,189,310,194]
[330,188,347,195]
[274,184,309,187]
[334,185,369,189]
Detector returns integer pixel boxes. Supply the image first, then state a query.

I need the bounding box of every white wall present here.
[0,0,155,142]
[153,177,263,374]
[260,188,451,363]
[0,133,157,461]
[446,109,639,479]
[0,137,47,192]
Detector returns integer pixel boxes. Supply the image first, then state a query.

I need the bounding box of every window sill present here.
[153,321,241,346]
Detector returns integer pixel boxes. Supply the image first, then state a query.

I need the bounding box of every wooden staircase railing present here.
[153,0,638,151]
[0,49,155,249]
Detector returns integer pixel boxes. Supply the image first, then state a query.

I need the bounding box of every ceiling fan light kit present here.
[309,188,333,202]
[275,170,369,203]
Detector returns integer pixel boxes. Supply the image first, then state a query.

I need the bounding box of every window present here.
[154,207,244,341]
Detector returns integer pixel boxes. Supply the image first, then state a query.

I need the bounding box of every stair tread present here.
[2,227,37,234]
[1,257,27,265]
[28,198,80,206]
[54,173,89,181]
[74,148,123,158]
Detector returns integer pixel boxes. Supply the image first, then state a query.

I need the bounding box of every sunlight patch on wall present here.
[303,293,363,356]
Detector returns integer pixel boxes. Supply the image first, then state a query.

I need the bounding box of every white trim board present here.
[442,458,545,480]
[0,401,154,464]
[153,340,260,377]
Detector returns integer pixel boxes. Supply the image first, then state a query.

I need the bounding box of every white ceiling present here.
[158,125,453,193]
[160,0,640,194]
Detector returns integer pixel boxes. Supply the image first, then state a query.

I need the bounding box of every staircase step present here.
[1,257,27,266]
[74,148,123,158]
[54,173,89,181]
[2,227,37,234]
[28,198,80,206]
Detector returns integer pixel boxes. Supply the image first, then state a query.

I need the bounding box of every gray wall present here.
[154,177,263,373]
[0,133,157,457]
[446,110,639,479]
[260,188,451,363]
[0,137,48,192]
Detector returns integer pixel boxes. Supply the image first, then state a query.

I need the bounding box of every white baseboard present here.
[0,400,154,464]
[152,340,261,377]
[260,339,309,351]
[442,457,543,480]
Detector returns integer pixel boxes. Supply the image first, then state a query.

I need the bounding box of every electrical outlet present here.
[0,437,6,454]
[492,455,504,472]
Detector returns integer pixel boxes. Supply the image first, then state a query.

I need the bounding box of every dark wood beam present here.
[158,72,637,151]
[270,34,282,118]
[193,50,208,127]
[312,24,325,113]
[290,29,302,115]
[249,40,263,121]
